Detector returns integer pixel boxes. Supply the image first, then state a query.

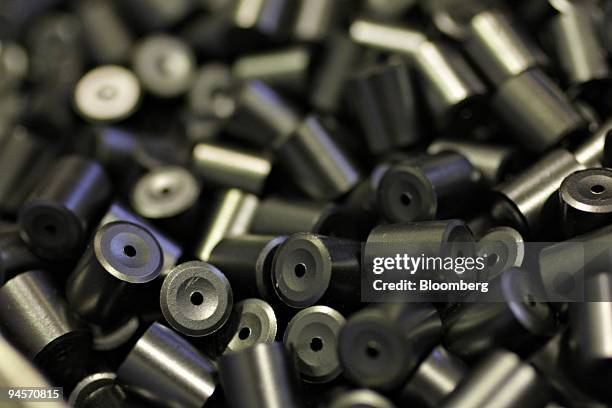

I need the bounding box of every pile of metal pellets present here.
[2,0,612,407]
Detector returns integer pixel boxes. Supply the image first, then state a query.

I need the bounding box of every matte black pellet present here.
[117,322,216,408]
[338,303,442,391]
[492,69,587,152]
[188,63,235,121]
[232,46,311,93]
[222,298,278,354]
[442,268,558,361]
[218,342,301,408]
[68,372,126,408]
[277,115,361,201]
[0,223,41,283]
[19,155,112,259]
[209,234,286,300]
[493,148,584,237]
[249,197,339,236]
[73,65,142,123]
[76,0,133,64]
[568,270,612,400]
[476,227,525,282]
[283,305,345,383]
[195,188,259,262]
[293,0,338,42]
[328,389,396,408]
[192,142,273,195]
[0,126,55,216]
[347,57,419,155]
[548,0,611,102]
[132,34,196,98]
[100,202,182,276]
[398,345,466,408]
[440,350,550,408]
[559,168,612,238]
[130,165,201,238]
[160,261,233,337]
[413,39,487,131]
[310,33,362,112]
[66,221,162,326]
[272,233,361,309]
[377,152,480,222]
[0,271,92,384]
[465,9,547,86]
[231,0,292,38]
[225,80,301,148]
[427,139,518,186]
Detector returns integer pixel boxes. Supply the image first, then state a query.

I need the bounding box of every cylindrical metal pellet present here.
[66,221,163,325]
[399,345,466,407]
[209,234,286,300]
[492,69,587,152]
[465,10,547,85]
[559,168,612,238]
[19,155,112,259]
[0,224,41,283]
[218,342,300,408]
[225,80,301,148]
[132,34,196,98]
[222,298,278,354]
[160,261,233,337]
[328,389,396,408]
[278,115,360,201]
[440,350,549,408]
[338,303,442,391]
[293,0,338,42]
[427,139,518,186]
[476,227,525,282]
[347,57,419,155]
[192,142,273,195]
[195,188,259,262]
[232,0,292,37]
[68,372,126,408]
[0,271,91,383]
[272,233,361,309]
[377,152,481,222]
[118,322,216,408]
[284,305,345,383]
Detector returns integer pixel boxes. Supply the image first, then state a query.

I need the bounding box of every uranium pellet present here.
[491,69,587,152]
[218,342,301,408]
[65,221,163,326]
[195,188,259,262]
[160,261,233,337]
[18,155,112,259]
[338,303,442,391]
[132,34,196,98]
[225,80,301,148]
[398,345,467,408]
[328,389,396,408]
[292,0,339,42]
[440,350,550,408]
[347,57,419,155]
[117,322,216,408]
[476,227,525,282]
[283,305,345,383]
[559,168,612,238]
[277,115,361,201]
[376,152,481,223]
[272,233,361,309]
[232,0,293,38]
[192,142,273,195]
[68,372,126,408]
[221,298,278,354]
[465,9,547,86]
[209,234,286,300]
[0,270,92,384]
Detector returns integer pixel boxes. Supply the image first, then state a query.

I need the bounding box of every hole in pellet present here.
[294,263,307,278]
[97,85,117,100]
[310,337,323,352]
[591,184,605,194]
[238,327,250,340]
[44,224,57,235]
[190,291,204,306]
[123,245,137,257]
[487,253,499,266]
[400,192,412,206]
[365,341,381,359]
